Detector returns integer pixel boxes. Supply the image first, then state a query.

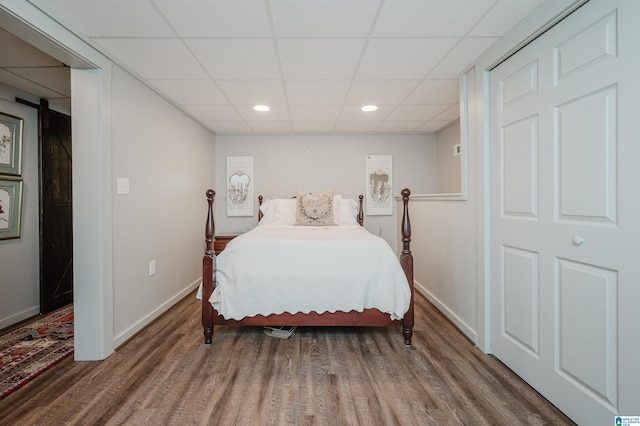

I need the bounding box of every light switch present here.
[117,178,130,195]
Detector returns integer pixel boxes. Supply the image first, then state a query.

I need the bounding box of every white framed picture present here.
[226,156,253,217]
[365,155,392,216]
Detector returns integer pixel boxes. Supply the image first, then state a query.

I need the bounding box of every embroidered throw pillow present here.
[295,190,335,226]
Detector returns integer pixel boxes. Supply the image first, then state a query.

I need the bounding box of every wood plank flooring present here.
[0,292,575,425]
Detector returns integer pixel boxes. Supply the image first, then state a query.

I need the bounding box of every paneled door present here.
[490,1,639,424]
[39,99,73,314]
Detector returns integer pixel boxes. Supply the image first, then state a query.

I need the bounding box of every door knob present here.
[572,236,584,246]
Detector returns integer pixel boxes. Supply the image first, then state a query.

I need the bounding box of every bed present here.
[200,188,414,346]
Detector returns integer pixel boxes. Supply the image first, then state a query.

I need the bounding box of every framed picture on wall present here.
[0,112,24,176]
[0,177,24,240]
[365,155,392,215]
[226,156,254,217]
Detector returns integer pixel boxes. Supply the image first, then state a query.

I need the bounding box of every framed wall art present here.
[0,112,24,176]
[365,155,392,215]
[0,177,24,240]
[226,156,253,217]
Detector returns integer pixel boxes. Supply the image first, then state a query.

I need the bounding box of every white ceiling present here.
[1,0,545,134]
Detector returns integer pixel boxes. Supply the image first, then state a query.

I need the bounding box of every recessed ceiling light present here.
[253,105,270,112]
[361,105,378,112]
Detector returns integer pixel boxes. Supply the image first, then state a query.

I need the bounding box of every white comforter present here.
[204,224,411,321]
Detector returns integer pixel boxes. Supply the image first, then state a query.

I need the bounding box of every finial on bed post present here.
[258,195,264,222]
[358,194,364,227]
[400,188,414,346]
[205,190,216,256]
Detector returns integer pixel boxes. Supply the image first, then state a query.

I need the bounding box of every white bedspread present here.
[204,224,411,321]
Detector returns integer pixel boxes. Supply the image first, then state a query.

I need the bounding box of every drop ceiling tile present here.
[278,39,366,79]
[182,104,242,121]
[153,0,271,37]
[338,105,393,121]
[416,120,452,132]
[345,80,419,105]
[374,0,495,36]
[8,66,70,96]
[404,79,459,104]
[187,39,281,79]
[217,80,287,105]
[204,121,252,133]
[386,104,449,121]
[289,105,342,122]
[356,38,457,80]
[0,69,66,99]
[333,120,381,132]
[247,121,293,133]
[428,38,498,79]
[95,38,208,79]
[236,105,290,121]
[285,80,351,105]
[38,0,175,37]
[149,80,229,105]
[5,1,547,135]
[0,29,63,67]
[375,121,424,132]
[291,121,339,132]
[269,0,380,37]
[470,0,545,37]
[433,104,461,121]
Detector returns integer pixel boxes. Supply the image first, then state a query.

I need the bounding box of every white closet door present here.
[490,1,640,424]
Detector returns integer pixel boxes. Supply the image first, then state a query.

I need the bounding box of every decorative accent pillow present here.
[295,190,335,226]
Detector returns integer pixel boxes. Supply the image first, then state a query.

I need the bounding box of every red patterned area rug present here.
[0,305,74,399]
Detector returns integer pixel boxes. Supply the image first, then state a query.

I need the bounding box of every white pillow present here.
[259,199,277,224]
[338,199,359,225]
[273,198,297,224]
[259,194,357,225]
[333,194,342,224]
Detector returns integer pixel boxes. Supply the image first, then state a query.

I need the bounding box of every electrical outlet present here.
[117,178,130,194]
[149,260,156,276]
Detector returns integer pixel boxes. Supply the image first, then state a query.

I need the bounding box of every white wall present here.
[110,66,215,347]
[214,133,436,249]
[409,68,479,341]
[0,85,40,329]
[435,121,461,194]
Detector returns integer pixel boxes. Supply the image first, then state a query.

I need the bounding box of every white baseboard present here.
[0,305,40,330]
[413,279,478,344]
[113,280,200,349]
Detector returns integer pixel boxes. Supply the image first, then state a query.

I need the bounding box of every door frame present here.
[0,2,115,360]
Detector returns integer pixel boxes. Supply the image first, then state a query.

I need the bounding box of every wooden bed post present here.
[257,195,264,222]
[202,189,215,344]
[357,195,364,226]
[400,188,414,346]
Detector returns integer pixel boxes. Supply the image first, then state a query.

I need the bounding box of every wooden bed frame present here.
[201,189,414,346]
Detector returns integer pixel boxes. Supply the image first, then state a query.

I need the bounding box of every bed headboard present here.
[257,194,364,226]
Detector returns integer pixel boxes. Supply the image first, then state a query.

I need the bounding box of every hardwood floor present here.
[0,292,575,425]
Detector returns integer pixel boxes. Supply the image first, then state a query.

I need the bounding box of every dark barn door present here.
[39,99,73,314]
